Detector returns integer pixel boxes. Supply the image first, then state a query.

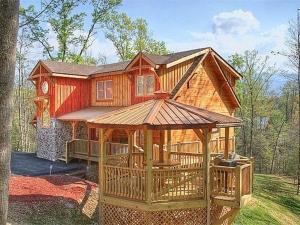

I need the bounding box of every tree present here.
[284,12,300,194]
[0,1,19,224]
[20,0,122,64]
[103,13,169,61]
[13,25,36,152]
[230,51,277,158]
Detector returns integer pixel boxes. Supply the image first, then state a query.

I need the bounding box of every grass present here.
[234,174,300,225]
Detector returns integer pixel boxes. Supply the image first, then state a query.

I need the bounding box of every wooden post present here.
[145,129,153,204]
[98,128,105,224]
[202,128,211,225]
[224,127,229,159]
[128,130,134,168]
[235,165,242,205]
[87,127,91,166]
[71,121,77,140]
[216,137,219,153]
[167,130,171,160]
[159,130,165,163]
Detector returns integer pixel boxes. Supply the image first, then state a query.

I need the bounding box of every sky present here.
[22,0,299,89]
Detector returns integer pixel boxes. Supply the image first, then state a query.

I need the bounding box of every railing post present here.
[98,128,105,225]
[250,157,254,194]
[167,130,171,160]
[235,165,242,204]
[216,137,219,153]
[145,129,153,204]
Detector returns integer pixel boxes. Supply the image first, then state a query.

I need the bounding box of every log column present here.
[127,130,134,168]
[159,130,165,163]
[98,128,105,225]
[166,130,171,160]
[224,127,229,159]
[87,126,91,166]
[145,129,153,204]
[71,121,77,140]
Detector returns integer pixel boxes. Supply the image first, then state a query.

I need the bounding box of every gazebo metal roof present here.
[87,95,242,130]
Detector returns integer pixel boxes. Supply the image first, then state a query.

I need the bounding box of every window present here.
[146,75,154,94]
[136,75,154,96]
[136,76,144,96]
[96,80,113,100]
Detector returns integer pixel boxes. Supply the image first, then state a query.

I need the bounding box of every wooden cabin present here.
[29,47,252,224]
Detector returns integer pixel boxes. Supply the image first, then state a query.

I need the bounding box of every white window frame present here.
[96,80,113,100]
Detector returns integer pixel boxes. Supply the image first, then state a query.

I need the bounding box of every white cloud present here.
[166,10,289,69]
[212,10,260,35]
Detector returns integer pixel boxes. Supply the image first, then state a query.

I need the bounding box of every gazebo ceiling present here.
[87,96,242,130]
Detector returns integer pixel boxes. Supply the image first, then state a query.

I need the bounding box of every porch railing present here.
[210,162,252,202]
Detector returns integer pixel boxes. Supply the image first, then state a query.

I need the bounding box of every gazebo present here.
[87,93,252,225]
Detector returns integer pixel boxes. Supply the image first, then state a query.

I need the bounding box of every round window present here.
[42,81,49,94]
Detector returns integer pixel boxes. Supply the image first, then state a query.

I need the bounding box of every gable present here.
[169,51,240,108]
[174,60,236,116]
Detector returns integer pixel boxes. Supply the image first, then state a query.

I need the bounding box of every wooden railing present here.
[103,165,146,201]
[170,152,203,168]
[152,167,204,201]
[210,165,236,198]
[65,138,234,163]
[210,163,252,202]
[167,137,235,154]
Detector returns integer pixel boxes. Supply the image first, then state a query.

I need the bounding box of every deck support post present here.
[87,126,91,166]
[128,130,134,168]
[225,127,229,159]
[71,121,77,140]
[166,130,171,160]
[159,130,165,163]
[202,128,211,225]
[145,129,153,204]
[98,128,105,225]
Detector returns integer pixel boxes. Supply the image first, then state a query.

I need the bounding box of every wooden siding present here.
[171,56,236,145]
[158,59,194,93]
[53,77,90,117]
[91,73,131,107]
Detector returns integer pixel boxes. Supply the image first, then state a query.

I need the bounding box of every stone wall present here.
[36,118,72,161]
[36,119,89,161]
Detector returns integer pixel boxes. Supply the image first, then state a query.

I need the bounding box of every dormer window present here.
[97,80,113,100]
[136,75,155,96]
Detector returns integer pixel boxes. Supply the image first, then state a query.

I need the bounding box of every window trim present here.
[96,80,113,101]
[135,74,155,97]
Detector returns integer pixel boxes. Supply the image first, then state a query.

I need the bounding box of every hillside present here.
[234,174,300,225]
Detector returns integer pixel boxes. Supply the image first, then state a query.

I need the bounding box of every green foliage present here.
[103,13,169,60]
[20,0,122,64]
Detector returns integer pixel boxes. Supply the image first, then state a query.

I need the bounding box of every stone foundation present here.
[36,118,72,161]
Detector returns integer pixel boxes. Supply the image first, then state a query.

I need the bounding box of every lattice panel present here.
[101,203,208,225]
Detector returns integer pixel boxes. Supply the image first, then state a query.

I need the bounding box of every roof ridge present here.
[144,99,164,124]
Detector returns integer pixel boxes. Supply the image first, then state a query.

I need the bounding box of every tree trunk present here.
[0,0,19,224]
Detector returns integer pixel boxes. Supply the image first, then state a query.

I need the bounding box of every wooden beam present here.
[166,130,171,160]
[159,130,165,163]
[98,128,105,225]
[71,121,77,140]
[200,128,211,225]
[87,127,91,166]
[225,127,229,159]
[145,129,153,204]
[127,130,134,168]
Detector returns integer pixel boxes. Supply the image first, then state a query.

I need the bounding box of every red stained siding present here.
[53,77,90,117]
